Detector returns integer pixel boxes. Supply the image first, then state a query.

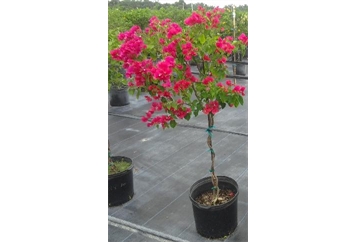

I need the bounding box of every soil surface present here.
[195,189,235,206]
[108,160,131,175]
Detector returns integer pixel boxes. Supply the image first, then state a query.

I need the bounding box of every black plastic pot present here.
[232,62,247,76]
[109,86,130,107]
[108,156,134,207]
[189,176,239,239]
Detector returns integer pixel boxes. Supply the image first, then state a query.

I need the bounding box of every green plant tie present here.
[211,186,217,190]
[206,125,215,137]
[206,148,215,154]
[209,169,214,172]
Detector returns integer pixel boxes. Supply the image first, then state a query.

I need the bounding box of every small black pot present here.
[189,176,239,239]
[108,156,134,207]
[109,86,130,107]
[232,62,247,76]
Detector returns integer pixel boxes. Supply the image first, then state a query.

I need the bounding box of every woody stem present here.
[207,113,219,205]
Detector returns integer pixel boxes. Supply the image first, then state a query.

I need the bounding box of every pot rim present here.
[189,176,239,210]
[108,156,133,179]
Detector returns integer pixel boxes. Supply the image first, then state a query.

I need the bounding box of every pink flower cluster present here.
[173,107,191,119]
[184,12,206,26]
[174,80,191,93]
[117,25,141,41]
[216,81,246,97]
[216,37,235,54]
[182,42,198,61]
[163,40,178,58]
[238,33,248,45]
[203,54,211,61]
[125,59,154,87]
[167,23,182,39]
[206,7,224,29]
[203,100,220,115]
[151,56,175,87]
[202,76,214,85]
[147,16,159,32]
[233,85,246,96]
[167,100,192,119]
[184,65,198,82]
[148,85,172,100]
[217,57,227,64]
[110,26,146,63]
[141,101,163,123]
[216,82,228,92]
[147,115,173,129]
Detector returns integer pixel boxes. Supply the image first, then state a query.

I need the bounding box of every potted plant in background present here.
[108,141,134,207]
[232,33,248,76]
[110,6,246,239]
[108,29,130,107]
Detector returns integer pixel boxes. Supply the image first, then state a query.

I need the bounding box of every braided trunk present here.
[207,113,219,205]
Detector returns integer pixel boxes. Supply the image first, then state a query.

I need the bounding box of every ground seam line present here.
[109,216,190,242]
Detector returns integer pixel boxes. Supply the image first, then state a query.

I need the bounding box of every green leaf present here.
[199,34,206,44]
[197,103,203,111]
[210,68,218,77]
[170,120,177,128]
[184,112,191,121]
[128,88,135,96]
[238,95,244,105]
[194,109,199,117]
[136,88,141,99]
[220,94,227,103]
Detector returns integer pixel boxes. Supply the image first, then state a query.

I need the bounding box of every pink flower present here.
[185,65,198,82]
[110,49,121,61]
[147,115,173,128]
[145,96,152,102]
[202,76,214,85]
[212,16,220,28]
[203,100,220,115]
[184,12,206,26]
[232,85,246,96]
[218,57,227,64]
[176,64,183,70]
[216,37,235,54]
[226,80,232,86]
[182,42,198,61]
[174,80,191,93]
[167,23,182,39]
[163,41,178,58]
[203,54,211,61]
[238,33,248,45]
[152,57,175,82]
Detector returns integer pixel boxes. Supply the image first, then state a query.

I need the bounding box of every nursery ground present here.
[108,62,248,242]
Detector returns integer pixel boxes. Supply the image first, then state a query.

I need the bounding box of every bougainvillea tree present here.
[110,6,247,205]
